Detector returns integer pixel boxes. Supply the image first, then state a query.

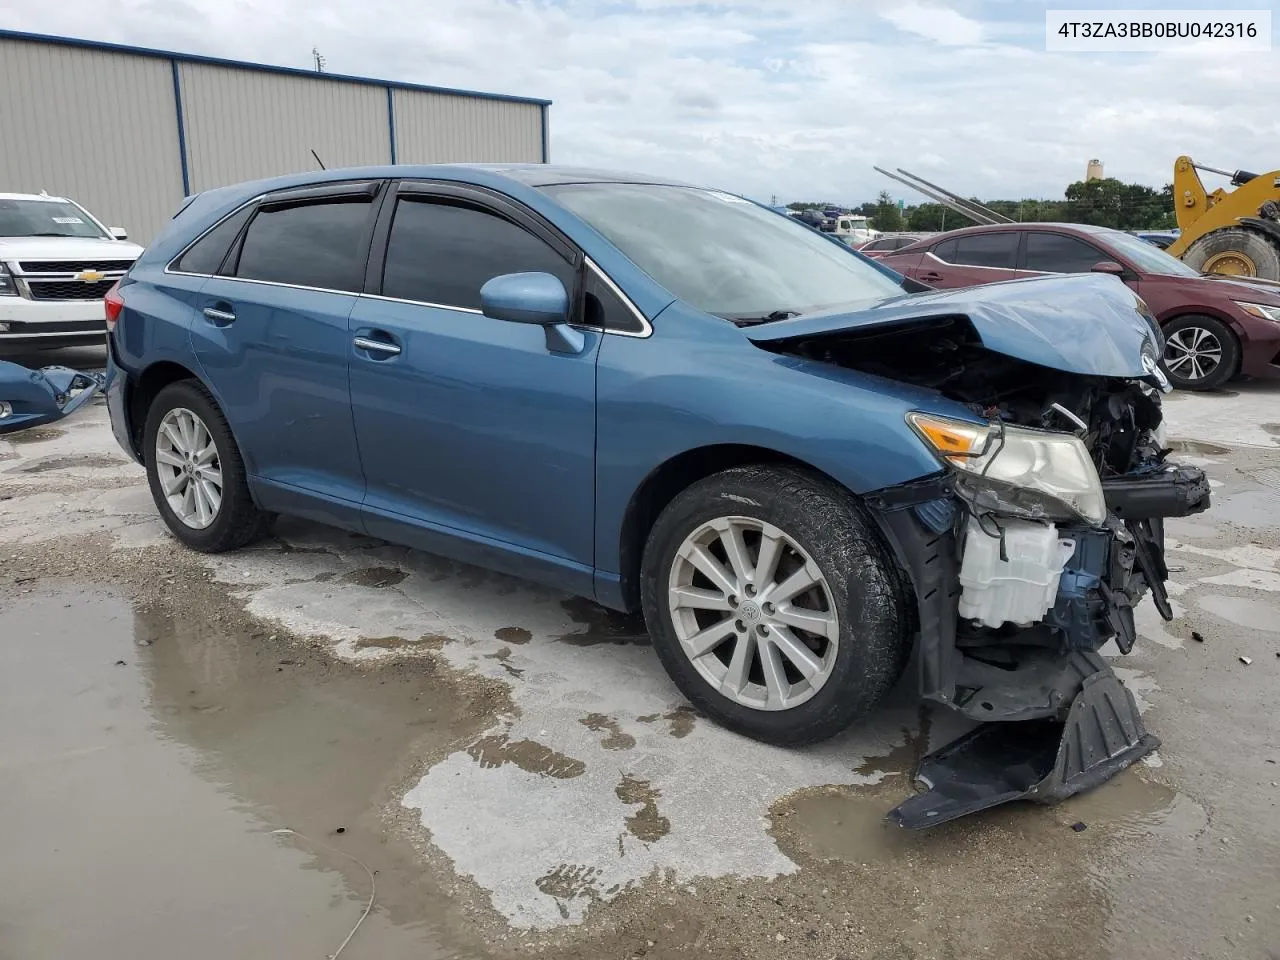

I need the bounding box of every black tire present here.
[1160,314,1240,391]
[1182,227,1280,281]
[640,465,912,747]
[143,379,272,552]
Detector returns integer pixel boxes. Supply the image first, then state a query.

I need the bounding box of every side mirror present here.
[480,272,582,354]
[1091,260,1126,276]
[109,227,128,240]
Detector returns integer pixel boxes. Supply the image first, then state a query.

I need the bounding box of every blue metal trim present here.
[170,59,191,196]
[540,104,550,164]
[0,28,553,107]
[386,86,397,165]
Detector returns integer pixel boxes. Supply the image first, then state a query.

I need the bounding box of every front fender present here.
[0,360,104,435]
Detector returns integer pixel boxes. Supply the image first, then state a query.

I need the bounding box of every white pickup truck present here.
[0,192,143,348]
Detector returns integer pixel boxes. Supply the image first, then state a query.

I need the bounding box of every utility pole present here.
[312,47,326,72]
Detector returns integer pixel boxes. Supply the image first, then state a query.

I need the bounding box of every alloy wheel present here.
[155,407,223,529]
[1163,326,1223,384]
[667,516,839,711]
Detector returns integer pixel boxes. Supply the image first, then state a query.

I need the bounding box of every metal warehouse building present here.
[0,30,551,244]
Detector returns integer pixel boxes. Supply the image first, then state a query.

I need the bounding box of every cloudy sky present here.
[4,0,1277,205]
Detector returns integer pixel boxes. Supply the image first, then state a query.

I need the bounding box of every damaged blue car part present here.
[0,360,104,435]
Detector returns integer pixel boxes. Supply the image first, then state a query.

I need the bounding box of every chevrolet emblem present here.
[76,270,105,282]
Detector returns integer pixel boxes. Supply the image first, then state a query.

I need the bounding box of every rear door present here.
[915,232,1021,288]
[345,182,601,593]
[189,181,382,517]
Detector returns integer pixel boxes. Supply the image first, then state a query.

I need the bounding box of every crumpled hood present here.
[746,273,1159,379]
[0,236,143,262]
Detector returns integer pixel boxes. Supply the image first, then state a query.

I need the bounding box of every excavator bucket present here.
[888,657,1158,829]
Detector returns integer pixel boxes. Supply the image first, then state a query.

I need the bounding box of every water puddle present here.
[0,583,485,959]
[2,426,66,444]
[1168,439,1232,456]
[17,454,129,473]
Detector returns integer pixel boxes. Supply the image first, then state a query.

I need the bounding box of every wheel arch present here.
[1159,312,1244,384]
[125,360,204,456]
[616,443,857,613]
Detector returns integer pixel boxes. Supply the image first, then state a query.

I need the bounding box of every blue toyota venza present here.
[103,165,1210,826]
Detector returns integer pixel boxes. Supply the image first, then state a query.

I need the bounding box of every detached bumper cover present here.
[868,461,1209,828]
[0,360,104,434]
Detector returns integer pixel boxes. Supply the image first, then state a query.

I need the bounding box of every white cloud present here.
[877,1,986,45]
[2,0,1276,206]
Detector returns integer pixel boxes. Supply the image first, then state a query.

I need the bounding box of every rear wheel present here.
[1160,315,1240,391]
[1183,227,1280,281]
[143,380,272,552]
[640,465,912,746]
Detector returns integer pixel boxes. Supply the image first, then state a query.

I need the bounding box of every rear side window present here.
[945,232,1018,268]
[172,206,253,275]
[234,199,373,292]
[1023,232,1107,273]
[381,199,576,310]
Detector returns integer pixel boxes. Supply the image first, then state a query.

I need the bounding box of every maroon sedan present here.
[880,223,1280,390]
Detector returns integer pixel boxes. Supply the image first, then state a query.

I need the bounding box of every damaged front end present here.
[752,278,1210,827]
[0,359,105,435]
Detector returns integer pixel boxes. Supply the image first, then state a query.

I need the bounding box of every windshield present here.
[0,198,108,239]
[543,183,906,319]
[1104,231,1199,278]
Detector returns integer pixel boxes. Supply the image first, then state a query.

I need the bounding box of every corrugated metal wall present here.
[393,89,543,164]
[0,33,549,244]
[179,63,391,193]
[0,37,185,245]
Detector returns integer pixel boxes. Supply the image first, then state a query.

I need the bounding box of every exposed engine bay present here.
[769,317,1212,827]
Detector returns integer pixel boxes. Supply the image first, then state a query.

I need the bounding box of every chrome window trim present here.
[356,292,483,315]
[585,257,652,338]
[924,250,1019,272]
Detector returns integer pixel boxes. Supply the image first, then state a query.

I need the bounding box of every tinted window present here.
[583,265,644,334]
[235,199,372,292]
[381,199,576,309]
[932,238,958,262]
[173,206,253,275]
[949,233,1018,268]
[1024,232,1107,273]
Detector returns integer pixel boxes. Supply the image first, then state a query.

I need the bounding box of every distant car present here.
[0,192,142,348]
[857,233,935,258]
[105,164,1198,823]
[879,222,1280,390]
[1133,230,1180,250]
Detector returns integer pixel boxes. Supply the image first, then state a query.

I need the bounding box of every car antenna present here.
[310,149,326,170]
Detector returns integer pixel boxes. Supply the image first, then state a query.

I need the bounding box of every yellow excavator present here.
[1166,156,1280,280]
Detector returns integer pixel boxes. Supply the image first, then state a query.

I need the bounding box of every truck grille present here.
[27,279,117,301]
[17,259,135,274]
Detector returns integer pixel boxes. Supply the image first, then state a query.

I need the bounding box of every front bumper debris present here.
[887,651,1158,828]
[0,359,104,435]
[868,458,1210,828]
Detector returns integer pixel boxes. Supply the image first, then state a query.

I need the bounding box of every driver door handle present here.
[353,336,401,356]
[202,306,236,325]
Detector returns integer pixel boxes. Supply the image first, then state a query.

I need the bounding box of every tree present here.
[871,190,903,232]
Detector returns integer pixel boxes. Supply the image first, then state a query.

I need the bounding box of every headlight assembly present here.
[907,412,1107,525]
[1233,299,1280,323]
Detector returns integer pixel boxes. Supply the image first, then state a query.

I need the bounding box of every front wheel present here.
[1160,314,1240,391]
[143,379,272,552]
[640,465,912,746]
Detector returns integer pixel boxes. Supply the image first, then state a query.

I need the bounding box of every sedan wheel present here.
[668,516,839,711]
[1164,327,1222,385]
[155,407,223,529]
[1159,315,1239,391]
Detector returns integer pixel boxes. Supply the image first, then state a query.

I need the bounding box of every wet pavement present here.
[2,347,1279,959]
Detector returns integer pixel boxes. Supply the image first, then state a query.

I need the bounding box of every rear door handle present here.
[919,272,943,282]
[202,305,236,325]
[353,336,401,357]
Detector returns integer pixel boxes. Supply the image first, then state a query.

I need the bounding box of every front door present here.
[347,185,599,593]
[189,183,382,517]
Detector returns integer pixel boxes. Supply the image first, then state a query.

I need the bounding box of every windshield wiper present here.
[27,232,77,237]
[730,309,802,327]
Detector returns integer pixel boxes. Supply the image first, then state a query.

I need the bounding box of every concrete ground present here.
[2,345,1278,960]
